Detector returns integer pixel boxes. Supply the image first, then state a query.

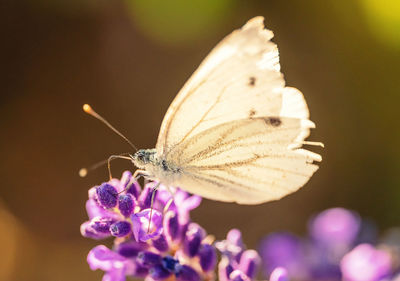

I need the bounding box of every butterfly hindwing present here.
[166,117,320,204]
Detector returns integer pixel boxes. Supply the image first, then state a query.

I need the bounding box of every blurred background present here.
[1,0,400,280]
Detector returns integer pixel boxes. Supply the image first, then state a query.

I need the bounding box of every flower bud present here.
[219,257,234,281]
[269,267,289,281]
[137,251,162,268]
[164,211,180,242]
[114,240,148,258]
[96,183,118,208]
[198,243,217,272]
[176,265,200,281]
[150,264,172,280]
[127,181,142,199]
[238,250,260,279]
[110,221,131,237]
[229,270,250,281]
[138,185,158,209]
[227,229,244,248]
[184,223,206,257]
[132,209,163,242]
[152,234,169,252]
[162,256,180,273]
[118,194,135,217]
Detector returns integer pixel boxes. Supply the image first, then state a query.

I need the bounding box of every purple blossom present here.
[216,229,260,281]
[269,267,289,281]
[81,171,215,281]
[110,221,132,237]
[132,209,163,242]
[87,245,136,281]
[259,232,306,279]
[259,208,400,281]
[309,207,361,247]
[82,173,400,281]
[96,183,118,208]
[118,194,136,217]
[340,244,392,281]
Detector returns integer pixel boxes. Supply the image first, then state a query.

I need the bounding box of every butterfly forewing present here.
[156,17,284,156]
[153,17,322,204]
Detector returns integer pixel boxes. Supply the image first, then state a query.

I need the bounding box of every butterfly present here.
[84,16,323,205]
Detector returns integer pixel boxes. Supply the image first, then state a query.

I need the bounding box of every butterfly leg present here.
[107,154,132,180]
[163,186,176,213]
[148,182,161,233]
[117,169,148,194]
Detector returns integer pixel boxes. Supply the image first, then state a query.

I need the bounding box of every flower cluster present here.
[259,207,400,281]
[82,172,400,281]
[81,171,216,281]
[81,171,266,281]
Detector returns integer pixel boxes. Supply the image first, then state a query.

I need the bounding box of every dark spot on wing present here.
[268,117,282,127]
[263,117,282,127]
[249,109,256,118]
[248,76,256,86]
[161,160,169,171]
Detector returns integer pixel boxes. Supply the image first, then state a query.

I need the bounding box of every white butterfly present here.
[85,17,323,204]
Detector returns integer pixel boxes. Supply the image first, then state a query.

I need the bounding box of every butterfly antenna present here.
[83,104,138,152]
[79,153,132,178]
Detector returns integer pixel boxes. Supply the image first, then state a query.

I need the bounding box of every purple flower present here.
[176,264,201,281]
[163,211,181,243]
[309,208,361,247]
[198,243,217,272]
[340,244,392,281]
[118,194,136,217]
[87,245,136,281]
[269,267,289,281]
[217,229,260,281]
[238,250,260,279]
[96,183,118,208]
[132,208,163,242]
[184,223,206,257]
[259,232,306,279]
[82,171,212,281]
[110,221,132,237]
[81,217,114,240]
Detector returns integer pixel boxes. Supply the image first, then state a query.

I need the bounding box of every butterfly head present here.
[131,149,157,169]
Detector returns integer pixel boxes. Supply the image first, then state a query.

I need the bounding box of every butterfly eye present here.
[248,76,256,86]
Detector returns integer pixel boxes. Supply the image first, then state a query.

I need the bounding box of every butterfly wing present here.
[156,17,311,156]
[167,117,321,204]
[155,17,322,203]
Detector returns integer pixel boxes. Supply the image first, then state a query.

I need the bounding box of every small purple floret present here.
[110,221,131,237]
[238,250,260,279]
[132,209,163,242]
[162,256,180,273]
[176,264,201,281]
[198,243,217,272]
[309,207,361,246]
[118,193,135,217]
[184,223,206,257]
[150,264,172,280]
[259,232,305,277]
[137,251,162,268]
[152,234,169,252]
[340,244,392,281]
[269,267,289,281]
[96,183,118,208]
[230,270,251,281]
[164,211,180,242]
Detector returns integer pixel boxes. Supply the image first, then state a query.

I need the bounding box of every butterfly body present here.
[131,149,183,186]
[129,17,322,205]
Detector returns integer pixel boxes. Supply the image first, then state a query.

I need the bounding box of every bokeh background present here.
[1,0,400,280]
